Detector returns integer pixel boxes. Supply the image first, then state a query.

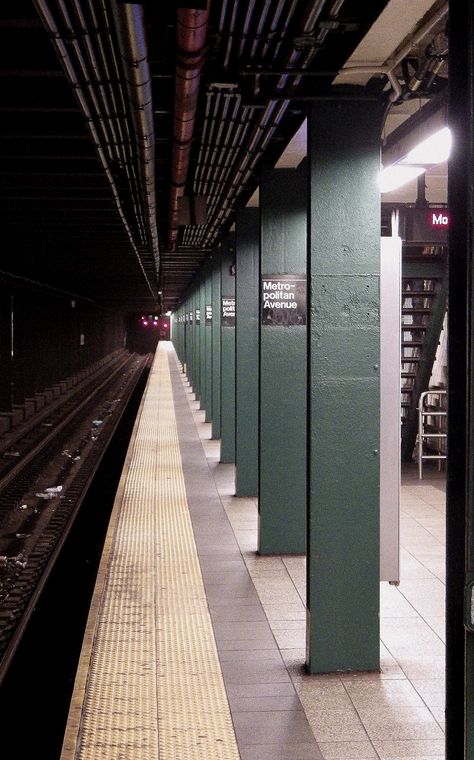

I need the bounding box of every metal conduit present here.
[195,92,222,188]
[200,97,245,194]
[168,5,210,251]
[238,2,255,58]
[250,7,272,62]
[223,1,240,69]
[74,0,148,239]
[194,91,214,184]
[33,0,157,296]
[199,97,234,189]
[92,1,146,234]
[58,0,145,237]
[112,2,159,272]
[215,114,252,187]
[60,1,117,155]
[262,0,299,60]
[200,111,251,209]
[200,0,334,247]
[185,0,355,249]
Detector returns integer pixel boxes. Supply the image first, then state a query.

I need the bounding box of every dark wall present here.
[0,280,126,410]
[125,313,165,354]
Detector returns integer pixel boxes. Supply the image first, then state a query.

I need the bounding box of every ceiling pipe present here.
[168,5,210,251]
[68,1,148,241]
[55,0,146,240]
[91,1,147,229]
[112,2,160,274]
[261,0,299,60]
[33,0,157,297]
[202,0,332,247]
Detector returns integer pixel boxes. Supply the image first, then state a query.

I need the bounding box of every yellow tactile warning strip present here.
[61,343,240,760]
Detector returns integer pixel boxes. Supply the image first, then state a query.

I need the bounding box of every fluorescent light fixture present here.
[166,310,172,316]
[400,126,452,165]
[378,165,425,193]
[379,125,452,194]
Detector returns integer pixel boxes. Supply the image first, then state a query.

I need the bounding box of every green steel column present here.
[235,207,259,496]
[172,310,176,352]
[180,307,185,365]
[259,164,307,554]
[184,306,189,373]
[211,253,221,439]
[190,292,196,388]
[190,298,195,383]
[199,273,207,413]
[306,98,383,673]
[446,4,474,756]
[204,266,213,422]
[193,288,201,401]
[173,310,179,359]
[188,298,194,385]
[178,307,184,362]
[220,239,236,463]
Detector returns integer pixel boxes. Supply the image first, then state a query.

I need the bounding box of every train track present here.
[0,351,151,682]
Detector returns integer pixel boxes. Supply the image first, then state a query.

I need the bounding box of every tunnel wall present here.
[0,279,126,411]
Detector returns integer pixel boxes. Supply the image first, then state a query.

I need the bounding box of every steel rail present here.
[0,354,149,685]
[0,355,131,495]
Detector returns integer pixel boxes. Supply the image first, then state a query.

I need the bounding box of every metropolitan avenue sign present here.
[261,274,307,326]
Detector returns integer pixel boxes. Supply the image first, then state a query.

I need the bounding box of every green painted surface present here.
[180,306,185,365]
[235,208,259,496]
[175,309,183,363]
[172,311,178,359]
[184,307,190,372]
[193,288,201,401]
[220,239,236,463]
[187,295,194,383]
[199,275,206,410]
[174,311,179,359]
[186,299,192,381]
[176,309,181,361]
[403,259,446,280]
[185,306,191,375]
[259,165,307,554]
[204,268,213,422]
[211,254,221,439]
[306,98,383,673]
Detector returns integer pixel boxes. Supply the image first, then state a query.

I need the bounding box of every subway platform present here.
[62,342,446,760]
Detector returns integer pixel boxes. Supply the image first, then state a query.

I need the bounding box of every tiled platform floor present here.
[180,370,446,760]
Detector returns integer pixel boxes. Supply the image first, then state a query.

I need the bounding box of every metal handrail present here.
[418,390,447,479]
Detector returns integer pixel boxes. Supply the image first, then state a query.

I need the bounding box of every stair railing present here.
[417,389,447,479]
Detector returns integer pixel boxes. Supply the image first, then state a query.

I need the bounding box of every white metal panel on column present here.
[380,236,401,583]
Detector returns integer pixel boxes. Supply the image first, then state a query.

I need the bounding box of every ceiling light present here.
[400,126,452,165]
[378,165,425,193]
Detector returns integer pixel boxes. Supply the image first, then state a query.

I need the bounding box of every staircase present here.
[400,265,447,462]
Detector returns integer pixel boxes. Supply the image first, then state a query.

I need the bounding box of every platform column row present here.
[172,96,382,675]
[235,207,259,497]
